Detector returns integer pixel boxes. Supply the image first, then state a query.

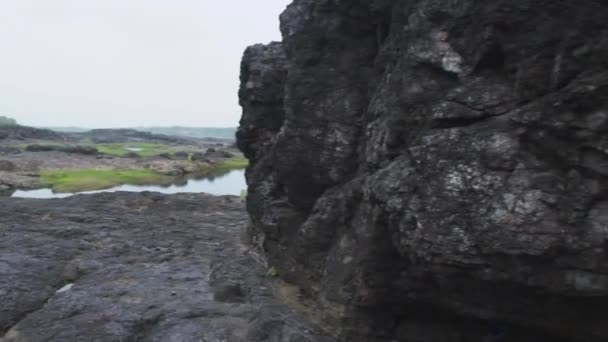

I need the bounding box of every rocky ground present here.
[0,192,333,342]
[0,127,241,194]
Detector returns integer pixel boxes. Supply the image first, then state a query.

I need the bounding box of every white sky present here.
[0,0,291,128]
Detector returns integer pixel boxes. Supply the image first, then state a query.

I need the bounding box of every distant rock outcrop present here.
[238,1,608,341]
[77,129,196,145]
[25,144,98,155]
[0,126,63,141]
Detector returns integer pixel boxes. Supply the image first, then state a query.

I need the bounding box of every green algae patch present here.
[205,156,248,173]
[40,169,167,193]
[96,143,171,157]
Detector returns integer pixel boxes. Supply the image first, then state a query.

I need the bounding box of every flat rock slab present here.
[0,192,333,342]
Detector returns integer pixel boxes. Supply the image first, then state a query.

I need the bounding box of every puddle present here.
[11,169,247,199]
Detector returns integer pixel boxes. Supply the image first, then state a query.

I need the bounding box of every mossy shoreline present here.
[40,169,168,193]
[95,143,172,157]
[201,156,248,174]
[39,157,249,193]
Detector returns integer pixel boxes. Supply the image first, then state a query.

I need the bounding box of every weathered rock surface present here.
[0,172,39,193]
[0,161,16,172]
[0,193,333,342]
[145,160,201,176]
[238,1,608,341]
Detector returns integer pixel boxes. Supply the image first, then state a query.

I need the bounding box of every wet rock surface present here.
[238,1,608,341]
[0,192,333,342]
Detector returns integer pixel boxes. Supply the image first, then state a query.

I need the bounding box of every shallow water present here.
[11,169,246,199]
[125,147,143,152]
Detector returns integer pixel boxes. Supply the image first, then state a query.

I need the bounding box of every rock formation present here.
[77,128,197,145]
[0,126,62,141]
[238,0,608,341]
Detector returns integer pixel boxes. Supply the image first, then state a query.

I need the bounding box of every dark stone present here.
[190,152,206,161]
[25,144,98,155]
[0,147,21,155]
[212,283,246,303]
[203,149,234,160]
[123,151,140,158]
[238,1,608,341]
[173,151,189,159]
[0,160,17,172]
[0,193,332,342]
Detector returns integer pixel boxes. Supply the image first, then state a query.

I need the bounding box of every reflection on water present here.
[11,169,246,199]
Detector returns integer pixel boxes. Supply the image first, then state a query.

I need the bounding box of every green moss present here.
[96,143,172,157]
[40,169,167,193]
[203,156,248,174]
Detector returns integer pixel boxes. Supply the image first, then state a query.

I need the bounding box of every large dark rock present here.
[238,1,608,341]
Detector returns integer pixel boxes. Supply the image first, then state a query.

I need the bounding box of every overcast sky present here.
[0,0,290,128]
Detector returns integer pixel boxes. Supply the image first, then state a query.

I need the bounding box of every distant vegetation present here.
[44,126,237,140]
[0,116,18,126]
